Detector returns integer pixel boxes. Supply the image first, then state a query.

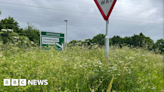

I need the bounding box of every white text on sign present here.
[42,37,59,44]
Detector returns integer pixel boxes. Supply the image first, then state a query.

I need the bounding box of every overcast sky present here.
[0,0,163,43]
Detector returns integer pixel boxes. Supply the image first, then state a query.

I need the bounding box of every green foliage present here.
[22,22,40,45]
[92,34,105,46]
[0,45,163,92]
[111,36,123,45]
[1,31,13,44]
[69,40,78,46]
[0,16,19,32]
[110,36,123,48]
[155,39,164,54]
[107,76,114,92]
[123,36,132,46]
[68,32,164,54]
[0,17,40,46]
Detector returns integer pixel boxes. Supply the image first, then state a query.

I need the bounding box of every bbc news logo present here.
[3,79,48,86]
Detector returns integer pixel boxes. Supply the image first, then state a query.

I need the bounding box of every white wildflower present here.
[4,67,8,70]
[79,65,82,67]
[152,87,155,89]
[126,62,131,65]
[24,41,27,43]
[129,57,135,59]
[119,61,123,63]
[13,36,19,39]
[113,68,117,71]
[13,39,17,42]
[7,29,13,32]
[74,67,76,69]
[1,29,7,32]
[9,57,13,59]
[31,41,34,44]
[117,74,120,76]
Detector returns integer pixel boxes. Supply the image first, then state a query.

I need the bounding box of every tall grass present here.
[0,43,163,92]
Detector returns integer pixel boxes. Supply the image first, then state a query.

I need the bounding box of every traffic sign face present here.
[40,31,64,51]
[94,0,117,21]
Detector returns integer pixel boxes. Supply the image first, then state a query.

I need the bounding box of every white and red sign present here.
[94,0,117,21]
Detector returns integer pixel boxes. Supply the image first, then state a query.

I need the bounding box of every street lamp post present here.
[64,20,68,48]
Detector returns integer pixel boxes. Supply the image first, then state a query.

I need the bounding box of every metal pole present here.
[162,1,164,80]
[40,31,41,49]
[64,20,68,48]
[105,20,109,59]
[66,21,67,47]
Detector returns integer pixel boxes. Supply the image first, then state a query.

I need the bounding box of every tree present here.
[23,22,40,45]
[143,37,154,50]
[91,34,105,46]
[83,38,92,45]
[122,36,132,46]
[69,40,78,46]
[1,29,19,44]
[0,16,20,32]
[154,39,164,53]
[111,36,123,45]
[130,33,146,47]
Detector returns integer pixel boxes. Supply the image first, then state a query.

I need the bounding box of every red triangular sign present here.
[94,0,117,21]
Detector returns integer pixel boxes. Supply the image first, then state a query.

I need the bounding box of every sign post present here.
[105,20,109,59]
[94,0,117,61]
[40,31,64,51]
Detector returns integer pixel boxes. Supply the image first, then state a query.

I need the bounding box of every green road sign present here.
[40,31,64,51]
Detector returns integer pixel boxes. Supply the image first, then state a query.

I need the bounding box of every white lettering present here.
[28,80,48,85]
[37,80,44,85]
[44,79,48,85]
[33,80,37,85]
[28,80,33,85]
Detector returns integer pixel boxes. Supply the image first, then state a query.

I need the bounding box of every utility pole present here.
[64,20,68,48]
[162,0,164,80]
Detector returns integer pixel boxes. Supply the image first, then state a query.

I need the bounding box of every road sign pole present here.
[105,20,109,60]
[40,31,41,49]
[64,20,68,48]
[94,0,116,63]
[66,21,67,47]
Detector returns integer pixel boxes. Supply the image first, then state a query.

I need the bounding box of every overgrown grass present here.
[0,44,164,92]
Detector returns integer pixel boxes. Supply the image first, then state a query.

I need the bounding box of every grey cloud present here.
[0,0,163,43]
